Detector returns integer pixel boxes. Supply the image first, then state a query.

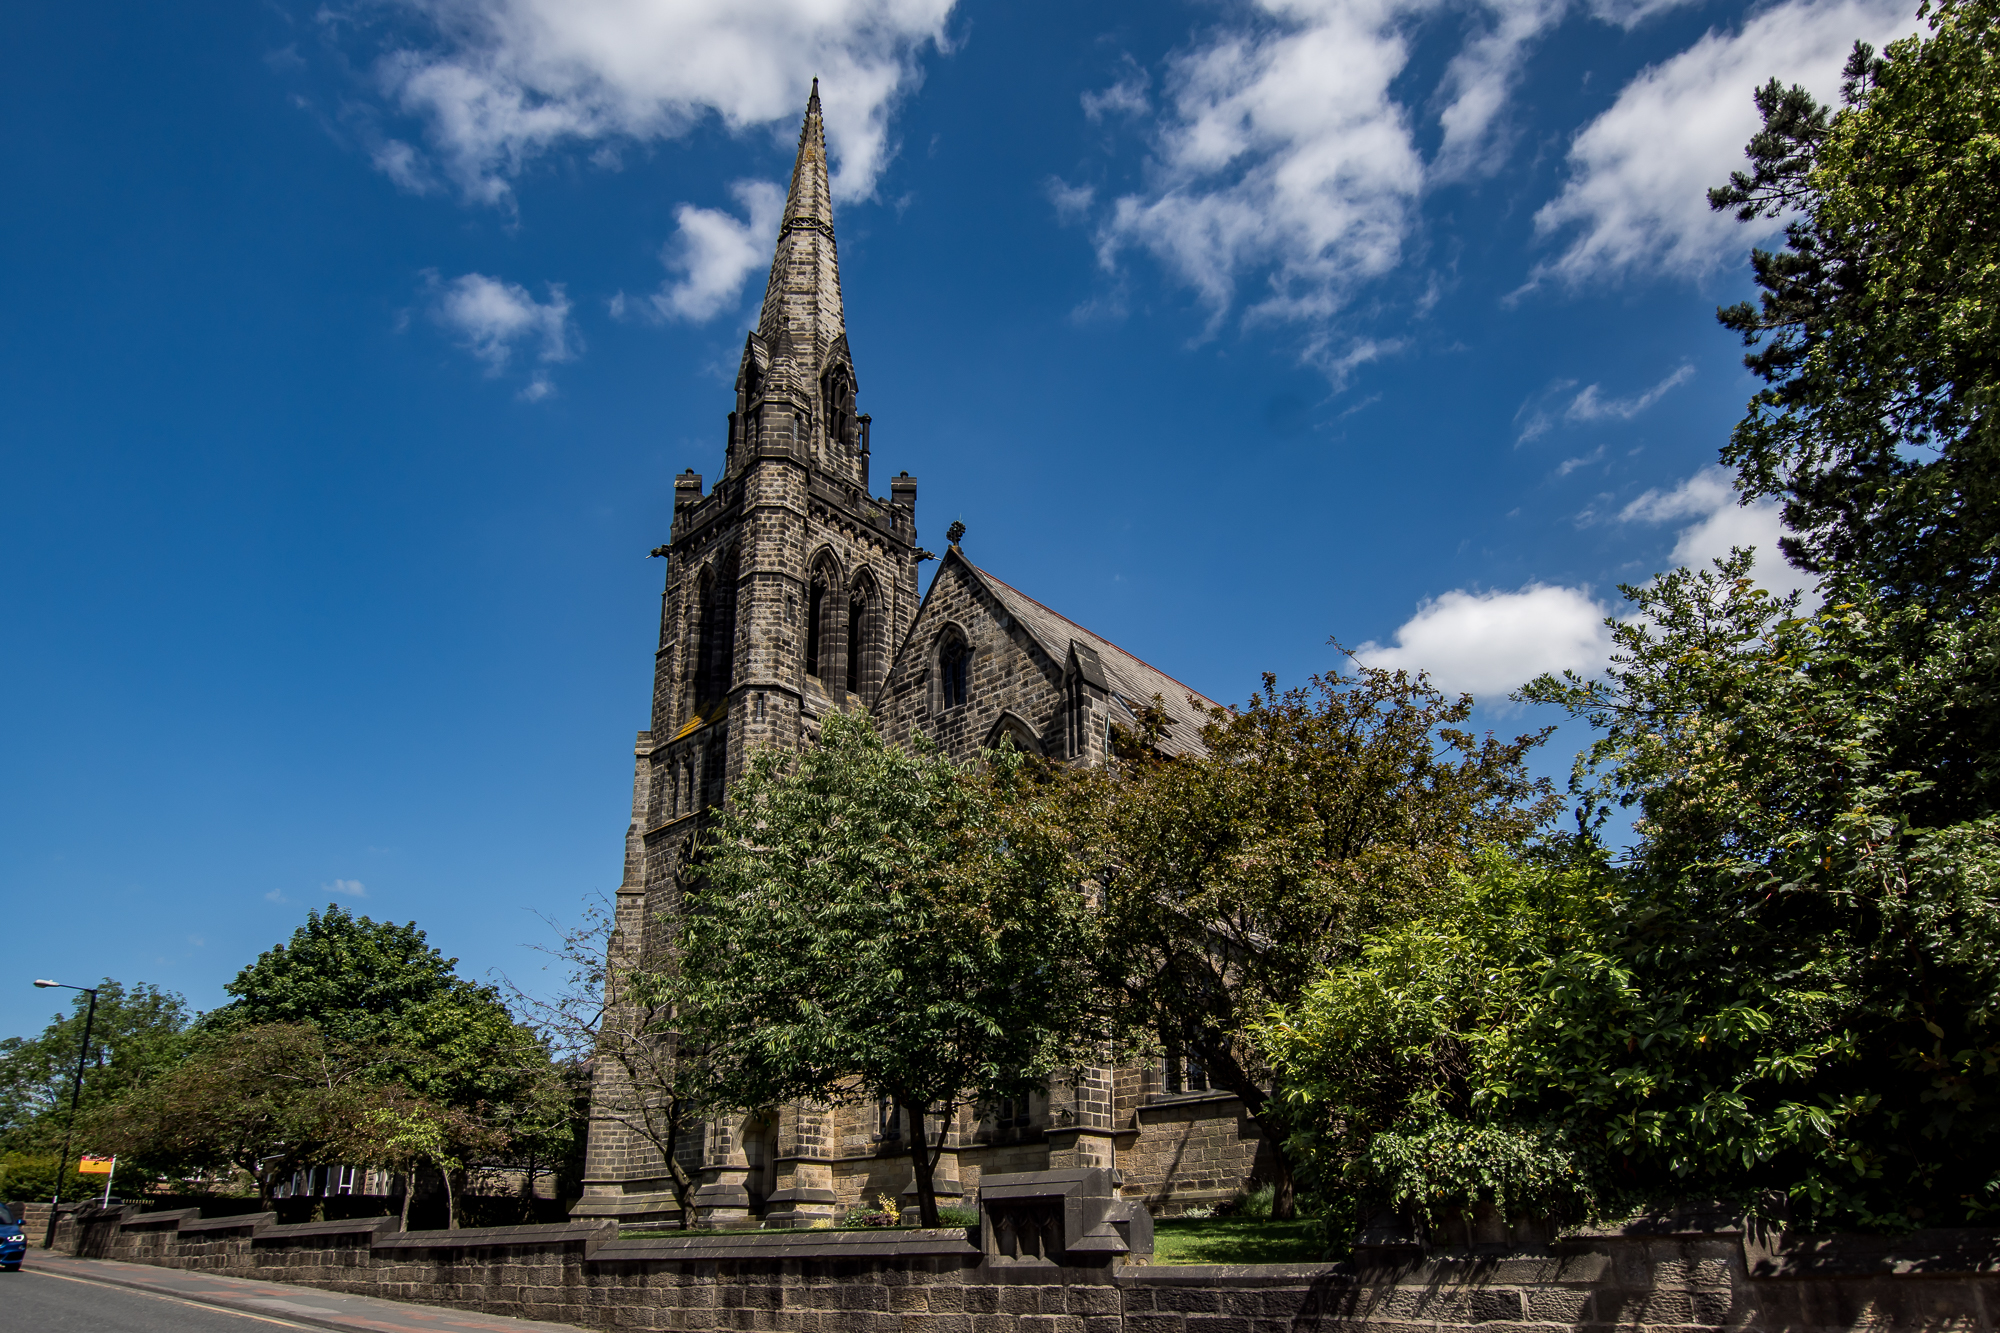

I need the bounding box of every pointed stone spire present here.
[755,79,845,358]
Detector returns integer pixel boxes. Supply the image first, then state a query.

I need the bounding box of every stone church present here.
[572,87,1272,1229]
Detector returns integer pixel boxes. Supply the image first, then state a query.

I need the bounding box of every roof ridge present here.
[967,560,1225,713]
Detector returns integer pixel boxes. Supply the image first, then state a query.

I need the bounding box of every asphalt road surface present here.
[7,1268,318,1332]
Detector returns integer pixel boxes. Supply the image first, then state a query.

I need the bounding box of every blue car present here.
[0,1205,25,1270]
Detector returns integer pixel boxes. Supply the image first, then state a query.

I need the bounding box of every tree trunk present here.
[897,1095,941,1228]
[442,1166,458,1229]
[399,1171,412,1231]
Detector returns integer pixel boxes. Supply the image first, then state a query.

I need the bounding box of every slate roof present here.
[962,558,1227,758]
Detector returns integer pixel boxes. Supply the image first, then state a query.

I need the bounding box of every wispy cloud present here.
[426,271,577,397]
[1554,445,1605,476]
[1517,363,1691,441]
[1622,464,1817,600]
[1077,0,1702,382]
[324,878,368,899]
[1531,0,1919,285]
[358,0,956,209]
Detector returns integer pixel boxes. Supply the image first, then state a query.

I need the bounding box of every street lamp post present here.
[32,979,100,1249]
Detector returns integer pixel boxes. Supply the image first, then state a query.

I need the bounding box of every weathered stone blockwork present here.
[50,1191,2000,1333]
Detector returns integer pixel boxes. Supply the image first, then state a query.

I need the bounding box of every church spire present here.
[755,79,845,355]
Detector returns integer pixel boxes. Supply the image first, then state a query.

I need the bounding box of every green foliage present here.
[1515,558,2000,1227]
[207,903,579,1185]
[0,981,193,1156]
[1711,0,2000,607]
[669,709,1097,1225]
[86,1023,406,1204]
[0,1153,63,1204]
[1033,661,1557,1217]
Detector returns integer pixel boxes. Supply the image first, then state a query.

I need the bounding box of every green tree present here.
[1260,838,1865,1234]
[0,981,192,1157]
[1518,556,2000,1225]
[1044,663,1557,1219]
[1710,0,2000,608]
[670,710,1096,1226]
[210,904,573,1193]
[89,1023,400,1207]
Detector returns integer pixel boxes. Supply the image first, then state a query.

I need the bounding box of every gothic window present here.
[693,549,739,704]
[877,1094,902,1141]
[939,631,970,710]
[1065,671,1086,758]
[822,363,857,448]
[806,579,826,678]
[846,572,876,695]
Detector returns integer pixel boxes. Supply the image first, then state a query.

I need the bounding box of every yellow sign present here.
[77,1156,115,1175]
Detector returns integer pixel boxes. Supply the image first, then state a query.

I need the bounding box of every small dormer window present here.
[940,633,970,709]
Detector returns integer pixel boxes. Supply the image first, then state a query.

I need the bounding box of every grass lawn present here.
[1150,1216,1329,1266]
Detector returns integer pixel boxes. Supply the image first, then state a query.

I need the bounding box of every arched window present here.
[693,549,739,704]
[846,597,866,691]
[806,578,826,679]
[939,632,970,710]
[1065,672,1085,757]
[823,363,856,447]
[805,556,842,683]
[846,571,877,695]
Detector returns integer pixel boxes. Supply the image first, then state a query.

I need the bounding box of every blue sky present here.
[1,0,1915,1039]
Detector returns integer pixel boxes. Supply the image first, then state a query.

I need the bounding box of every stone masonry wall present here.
[49,1190,2000,1333]
[1115,1093,1276,1216]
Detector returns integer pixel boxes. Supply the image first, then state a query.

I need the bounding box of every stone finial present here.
[947,520,966,547]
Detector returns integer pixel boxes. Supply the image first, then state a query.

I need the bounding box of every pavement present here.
[11,1253,593,1333]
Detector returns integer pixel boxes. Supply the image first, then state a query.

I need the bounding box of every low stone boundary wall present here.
[47,1182,2000,1333]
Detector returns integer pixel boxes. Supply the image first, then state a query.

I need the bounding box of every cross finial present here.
[947,520,966,547]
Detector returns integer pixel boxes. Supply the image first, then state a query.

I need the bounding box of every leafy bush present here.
[0,1153,64,1204]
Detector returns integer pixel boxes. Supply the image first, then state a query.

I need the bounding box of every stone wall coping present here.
[253,1216,402,1244]
[590,1227,982,1263]
[121,1208,203,1231]
[371,1219,614,1253]
[1750,1227,2000,1279]
[1117,1263,1352,1287]
[177,1211,277,1235]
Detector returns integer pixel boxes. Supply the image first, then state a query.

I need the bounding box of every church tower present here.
[574,84,924,1227]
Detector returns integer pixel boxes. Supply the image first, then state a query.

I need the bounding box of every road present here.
[7,1255,591,1333]
[8,1268,320,1332]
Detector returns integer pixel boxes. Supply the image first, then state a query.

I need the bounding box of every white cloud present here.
[324,879,369,899]
[1085,0,1701,374]
[1433,0,1575,179]
[427,271,577,381]
[1082,68,1150,122]
[652,179,786,322]
[1361,464,1818,696]
[1622,464,1818,599]
[367,0,955,207]
[1357,583,1617,698]
[1096,0,1430,331]
[264,888,290,904]
[1518,362,1693,439]
[1555,445,1605,476]
[1533,0,1920,283]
